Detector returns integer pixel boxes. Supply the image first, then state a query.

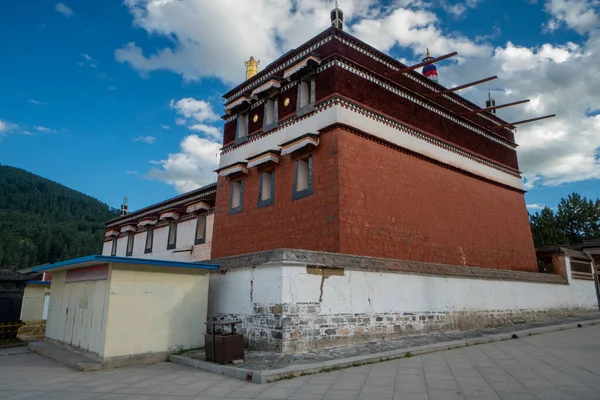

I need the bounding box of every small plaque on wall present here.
[66,264,109,283]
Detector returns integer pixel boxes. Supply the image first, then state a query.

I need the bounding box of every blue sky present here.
[1,0,599,213]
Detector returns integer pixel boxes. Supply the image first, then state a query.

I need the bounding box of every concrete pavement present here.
[1,325,600,399]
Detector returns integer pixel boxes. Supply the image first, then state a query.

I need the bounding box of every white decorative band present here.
[120,225,137,233]
[283,56,321,79]
[186,202,211,214]
[251,80,281,97]
[281,137,319,156]
[225,96,250,111]
[159,212,179,221]
[138,218,158,227]
[105,229,119,238]
[218,165,249,177]
[248,154,280,168]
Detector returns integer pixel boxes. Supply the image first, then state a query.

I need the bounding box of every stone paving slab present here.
[3,326,600,399]
[171,315,600,383]
[0,346,29,356]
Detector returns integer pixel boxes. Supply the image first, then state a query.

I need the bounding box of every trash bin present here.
[205,320,244,364]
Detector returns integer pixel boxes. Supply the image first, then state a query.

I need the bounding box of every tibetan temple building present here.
[95,4,598,354]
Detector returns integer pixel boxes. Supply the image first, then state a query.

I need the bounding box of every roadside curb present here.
[169,319,600,384]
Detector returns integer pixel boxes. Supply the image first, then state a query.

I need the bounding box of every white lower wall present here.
[208,263,599,352]
[103,264,210,358]
[282,267,598,314]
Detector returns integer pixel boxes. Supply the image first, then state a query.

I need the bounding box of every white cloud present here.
[108,86,116,91]
[126,170,140,175]
[169,98,219,123]
[526,203,546,210]
[146,135,220,193]
[133,136,156,144]
[161,125,171,130]
[189,124,222,140]
[28,99,49,105]
[55,3,74,18]
[34,126,56,133]
[82,53,92,61]
[543,0,600,34]
[0,120,19,135]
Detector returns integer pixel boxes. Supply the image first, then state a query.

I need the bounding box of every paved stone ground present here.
[188,314,600,370]
[1,325,600,400]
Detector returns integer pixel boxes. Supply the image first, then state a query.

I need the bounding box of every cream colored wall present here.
[20,285,50,322]
[103,264,210,358]
[44,269,111,357]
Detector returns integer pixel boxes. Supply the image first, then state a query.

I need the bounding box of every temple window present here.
[229,180,244,214]
[293,155,313,200]
[298,76,315,112]
[167,220,178,250]
[258,170,275,208]
[264,99,277,130]
[126,232,135,257]
[195,213,207,245]
[144,226,154,254]
[111,237,118,256]
[236,113,248,142]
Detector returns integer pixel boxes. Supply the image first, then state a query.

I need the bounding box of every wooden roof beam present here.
[388,52,458,77]
[493,114,556,130]
[461,99,531,116]
[428,76,497,98]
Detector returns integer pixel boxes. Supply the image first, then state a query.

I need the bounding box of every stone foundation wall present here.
[210,305,595,354]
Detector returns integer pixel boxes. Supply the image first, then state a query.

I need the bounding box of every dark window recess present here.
[258,170,275,208]
[145,226,154,254]
[126,232,135,257]
[264,98,278,130]
[111,237,118,256]
[167,220,178,250]
[195,214,207,245]
[293,156,313,200]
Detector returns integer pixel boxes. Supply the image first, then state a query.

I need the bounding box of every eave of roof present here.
[223,27,510,127]
[105,182,217,227]
[31,255,219,273]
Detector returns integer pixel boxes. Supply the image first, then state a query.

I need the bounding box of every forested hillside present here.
[0,166,119,270]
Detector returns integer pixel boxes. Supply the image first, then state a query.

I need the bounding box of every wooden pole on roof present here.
[428,76,498,97]
[388,52,458,77]
[461,99,531,116]
[493,114,556,130]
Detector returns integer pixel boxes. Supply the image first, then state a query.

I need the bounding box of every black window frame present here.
[258,170,275,208]
[167,220,178,250]
[293,155,313,201]
[263,97,278,132]
[235,113,249,144]
[110,236,118,256]
[195,213,207,245]
[125,232,135,257]
[297,76,315,116]
[144,226,154,254]
[229,179,244,214]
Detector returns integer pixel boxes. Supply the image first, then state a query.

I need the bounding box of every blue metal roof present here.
[32,255,219,273]
[27,280,52,285]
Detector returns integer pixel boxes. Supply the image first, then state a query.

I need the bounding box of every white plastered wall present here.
[102,214,214,262]
[103,264,210,358]
[208,265,284,316]
[280,265,598,314]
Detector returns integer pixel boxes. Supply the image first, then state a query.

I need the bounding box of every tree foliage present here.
[0,166,119,270]
[529,192,600,248]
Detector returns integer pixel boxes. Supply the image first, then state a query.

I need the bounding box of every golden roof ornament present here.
[245,56,260,80]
